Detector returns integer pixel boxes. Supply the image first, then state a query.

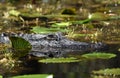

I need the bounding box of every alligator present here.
[0,32,108,57]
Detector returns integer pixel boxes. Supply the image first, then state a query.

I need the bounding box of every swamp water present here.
[0,0,120,78]
[1,44,120,78]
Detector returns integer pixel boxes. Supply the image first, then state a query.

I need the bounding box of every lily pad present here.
[52,22,71,28]
[20,12,41,18]
[93,68,120,76]
[31,26,69,34]
[72,33,92,37]
[0,76,2,78]
[12,74,53,78]
[82,52,116,59]
[39,57,79,63]
[88,12,109,21]
[71,19,91,24]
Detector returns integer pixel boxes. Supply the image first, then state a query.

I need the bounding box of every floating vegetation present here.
[82,52,116,59]
[89,12,109,21]
[71,19,91,24]
[9,10,21,17]
[31,26,69,34]
[0,43,10,52]
[20,12,41,18]
[0,57,16,70]
[0,75,2,78]
[39,57,79,63]
[9,36,31,51]
[92,68,120,76]
[52,22,71,28]
[71,33,92,37]
[12,74,53,78]
[9,37,32,58]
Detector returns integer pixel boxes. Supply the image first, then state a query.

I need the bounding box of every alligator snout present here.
[90,42,109,51]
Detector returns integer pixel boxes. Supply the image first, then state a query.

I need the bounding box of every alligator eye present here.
[48,53,54,57]
[47,34,55,38]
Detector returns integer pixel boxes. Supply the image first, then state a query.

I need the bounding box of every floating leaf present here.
[72,33,92,37]
[12,74,53,78]
[42,14,78,18]
[20,12,41,18]
[71,19,91,24]
[31,26,69,34]
[88,12,109,21]
[0,75,2,78]
[82,52,116,59]
[52,22,71,28]
[93,68,120,76]
[39,57,79,63]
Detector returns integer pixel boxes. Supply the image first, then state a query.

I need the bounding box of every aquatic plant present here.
[71,18,91,24]
[39,57,79,63]
[93,68,120,76]
[9,10,21,17]
[9,36,32,58]
[9,36,32,51]
[12,74,53,78]
[31,26,69,34]
[88,12,109,21]
[82,52,116,59]
[52,22,71,28]
[20,12,41,18]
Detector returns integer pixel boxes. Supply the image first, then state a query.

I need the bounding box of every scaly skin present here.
[0,32,108,57]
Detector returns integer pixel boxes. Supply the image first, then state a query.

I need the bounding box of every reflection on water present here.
[1,44,120,78]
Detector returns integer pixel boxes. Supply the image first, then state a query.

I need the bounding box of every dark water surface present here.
[3,44,119,78]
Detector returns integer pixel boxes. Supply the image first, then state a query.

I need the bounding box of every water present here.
[1,44,119,78]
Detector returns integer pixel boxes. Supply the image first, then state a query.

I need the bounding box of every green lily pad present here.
[93,68,120,76]
[20,12,41,18]
[39,57,79,63]
[88,12,109,21]
[72,33,92,37]
[31,26,69,34]
[82,52,116,59]
[0,76,2,78]
[52,22,71,28]
[12,74,53,78]
[71,19,91,24]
